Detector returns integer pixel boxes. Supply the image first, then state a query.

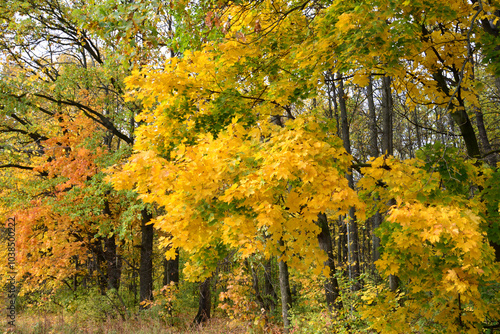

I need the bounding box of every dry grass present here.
[1,312,283,334]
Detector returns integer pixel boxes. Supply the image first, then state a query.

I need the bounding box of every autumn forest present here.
[1,0,500,333]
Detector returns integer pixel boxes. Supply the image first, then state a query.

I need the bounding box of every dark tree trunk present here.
[389,275,400,292]
[472,108,500,265]
[163,248,179,287]
[338,74,351,154]
[278,257,292,332]
[91,238,108,295]
[346,206,361,290]
[367,75,379,158]
[450,105,481,159]
[430,67,481,159]
[247,260,265,310]
[326,71,340,135]
[73,256,79,291]
[372,212,382,273]
[139,208,154,309]
[387,198,399,291]
[102,198,121,291]
[193,277,212,324]
[471,61,497,166]
[380,78,401,291]
[474,108,494,161]
[367,80,383,273]
[104,235,120,290]
[131,262,138,303]
[337,218,348,270]
[316,213,342,311]
[414,107,422,150]
[263,259,277,312]
[362,223,369,273]
[338,75,361,290]
[128,264,136,293]
[381,76,393,156]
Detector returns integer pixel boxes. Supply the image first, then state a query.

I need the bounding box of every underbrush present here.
[4,312,255,334]
[3,284,267,333]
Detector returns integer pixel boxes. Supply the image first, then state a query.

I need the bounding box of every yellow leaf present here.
[352,73,370,87]
[285,191,302,212]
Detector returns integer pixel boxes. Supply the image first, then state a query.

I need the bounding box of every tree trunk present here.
[139,208,154,309]
[474,108,494,162]
[263,259,277,312]
[450,105,481,159]
[431,68,481,159]
[128,261,138,293]
[316,213,342,311]
[371,212,382,273]
[367,75,383,275]
[387,198,399,291]
[367,75,379,158]
[132,262,138,303]
[346,206,361,290]
[389,275,400,292]
[338,74,351,154]
[338,75,361,290]
[163,248,179,287]
[73,256,79,291]
[104,235,120,290]
[381,76,393,156]
[278,257,292,332]
[380,78,401,291]
[414,107,422,150]
[327,71,340,135]
[102,198,121,291]
[337,218,347,270]
[247,260,265,310]
[193,277,212,324]
[90,239,107,295]
[471,63,497,166]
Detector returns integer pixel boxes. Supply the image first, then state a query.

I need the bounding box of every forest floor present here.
[2,312,284,334]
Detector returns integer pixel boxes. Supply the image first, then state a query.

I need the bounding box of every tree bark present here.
[371,212,382,273]
[367,75,383,275]
[263,259,277,312]
[450,106,481,159]
[337,218,347,269]
[326,71,340,135]
[474,108,495,163]
[430,67,481,159]
[414,107,422,150]
[338,75,361,290]
[381,76,393,156]
[278,257,292,332]
[163,248,179,287]
[380,78,401,291]
[367,75,379,158]
[389,275,400,292]
[139,208,154,309]
[316,213,342,311]
[89,238,107,295]
[104,235,120,290]
[103,198,121,291]
[247,260,265,310]
[471,62,498,166]
[339,75,351,154]
[193,277,212,324]
[346,206,361,290]
[387,198,399,291]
